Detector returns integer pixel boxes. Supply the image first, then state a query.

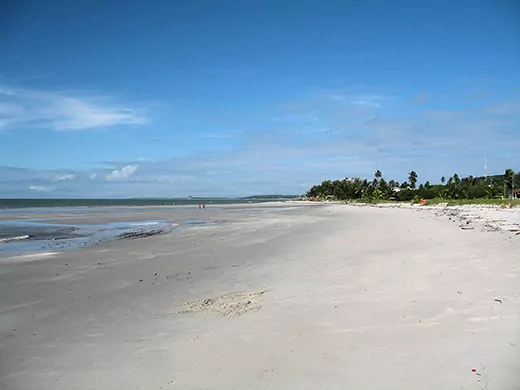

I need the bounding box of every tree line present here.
[306,169,519,202]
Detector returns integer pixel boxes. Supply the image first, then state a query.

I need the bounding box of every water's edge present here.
[0,203,298,257]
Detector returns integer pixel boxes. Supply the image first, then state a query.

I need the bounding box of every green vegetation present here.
[306,169,520,203]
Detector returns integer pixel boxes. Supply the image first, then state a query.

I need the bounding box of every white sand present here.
[1,204,519,389]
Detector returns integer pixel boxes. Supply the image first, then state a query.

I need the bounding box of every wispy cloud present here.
[0,85,147,131]
[54,174,75,181]
[327,91,395,108]
[1,86,519,197]
[29,185,54,191]
[348,95,390,108]
[199,130,243,139]
[105,165,139,181]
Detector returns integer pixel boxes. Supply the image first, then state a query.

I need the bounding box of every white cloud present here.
[349,97,383,108]
[106,165,139,181]
[350,99,382,108]
[347,94,396,108]
[29,185,54,191]
[1,86,519,198]
[54,173,75,181]
[0,85,147,131]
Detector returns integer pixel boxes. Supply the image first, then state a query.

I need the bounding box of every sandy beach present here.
[1,203,520,390]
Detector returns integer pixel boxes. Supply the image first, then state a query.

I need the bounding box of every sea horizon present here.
[0,196,297,210]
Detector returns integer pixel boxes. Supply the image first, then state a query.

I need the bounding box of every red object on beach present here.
[419,199,427,205]
[471,369,477,372]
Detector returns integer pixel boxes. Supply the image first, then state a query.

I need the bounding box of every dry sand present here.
[1,204,520,389]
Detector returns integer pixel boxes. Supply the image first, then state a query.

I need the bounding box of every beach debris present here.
[118,228,166,240]
[483,223,500,232]
[0,234,30,244]
[179,290,268,318]
[494,299,503,304]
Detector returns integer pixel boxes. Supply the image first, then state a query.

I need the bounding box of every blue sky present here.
[1,0,519,197]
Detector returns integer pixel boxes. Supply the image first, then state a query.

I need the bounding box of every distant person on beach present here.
[203,204,206,209]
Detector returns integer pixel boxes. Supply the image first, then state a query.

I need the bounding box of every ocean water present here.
[0,218,179,256]
[0,197,279,209]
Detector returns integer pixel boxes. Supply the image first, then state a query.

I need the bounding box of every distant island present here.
[241,195,299,200]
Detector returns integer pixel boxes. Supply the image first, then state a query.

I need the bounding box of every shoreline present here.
[0,202,306,258]
[0,200,299,220]
[0,199,296,212]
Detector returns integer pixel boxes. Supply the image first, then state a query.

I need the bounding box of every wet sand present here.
[1,203,520,389]
[0,203,293,255]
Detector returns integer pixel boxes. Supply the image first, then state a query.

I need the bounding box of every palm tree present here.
[375,170,382,180]
[408,171,418,189]
[505,168,515,198]
[441,176,445,184]
[352,178,364,199]
[373,188,384,199]
[379,178,388,192]
[384,183,395,199]
[453,173,460,185]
